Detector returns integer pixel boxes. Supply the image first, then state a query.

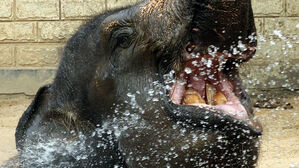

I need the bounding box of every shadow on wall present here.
[0,69,56,95]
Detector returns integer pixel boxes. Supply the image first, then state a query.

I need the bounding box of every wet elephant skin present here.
[15,0,262,167]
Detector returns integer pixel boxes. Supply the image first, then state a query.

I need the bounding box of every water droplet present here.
[184,67,192,74]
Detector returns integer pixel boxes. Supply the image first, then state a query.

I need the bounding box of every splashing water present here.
[2,22,298,168]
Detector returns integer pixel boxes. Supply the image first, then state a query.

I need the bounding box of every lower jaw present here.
[164,100,262,137]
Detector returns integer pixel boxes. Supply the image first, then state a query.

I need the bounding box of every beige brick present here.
[0,0,13,20]
[251,38,297,64]
[253,39,286,63]
[286,0,299,16]
[0,45,14,67]
[252,0,284,16]
[264,17,299,38]
[0,22,36,42]
[16,44,64,67]
[61,0,105,19]
[15,22,37,41]
[38,21,84,42]
[16,0,59,20]
[240,62,288,89]
[0,23,13,41]
[243,38,297,89]
[106,0,141,10]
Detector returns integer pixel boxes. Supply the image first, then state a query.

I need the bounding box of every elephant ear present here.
[15,84,52,150]
[15,85,125,167]
[15,84,92,150]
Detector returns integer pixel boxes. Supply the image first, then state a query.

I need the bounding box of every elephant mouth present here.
[161,29,262,136]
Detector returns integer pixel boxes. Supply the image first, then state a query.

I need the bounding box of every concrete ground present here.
[0,95,298,168]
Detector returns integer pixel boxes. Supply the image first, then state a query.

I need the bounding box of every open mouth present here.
[161,28,262,135]
[169,45,253,122]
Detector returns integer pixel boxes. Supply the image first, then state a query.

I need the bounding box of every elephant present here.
[15,0,262,167]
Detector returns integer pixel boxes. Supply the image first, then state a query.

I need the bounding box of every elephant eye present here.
[117,35,130,48]
[111,27,134,49]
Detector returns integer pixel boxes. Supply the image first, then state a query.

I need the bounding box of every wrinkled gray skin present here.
[15,0,262,167]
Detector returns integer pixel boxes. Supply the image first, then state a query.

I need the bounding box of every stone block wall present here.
[0,0,298,95]
[244,0,299,92]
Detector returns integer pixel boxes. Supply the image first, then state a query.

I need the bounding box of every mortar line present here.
[0,19,90,22]
[0,42,66,44]
[0,67,58,70]
[284,0,287,17]
[12,0,16,21]
[36,21,40,42]
[59,0,62,20]
[13,44,16,67]
[262,18,265,36]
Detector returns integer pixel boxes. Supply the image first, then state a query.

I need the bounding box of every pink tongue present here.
[169,56,250,121]
[214,78,249,121]
[215,103,249,121]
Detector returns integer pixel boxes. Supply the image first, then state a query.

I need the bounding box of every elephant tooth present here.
[206,84,217,105]
[184,88,206,105]
[213,92,227,105]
